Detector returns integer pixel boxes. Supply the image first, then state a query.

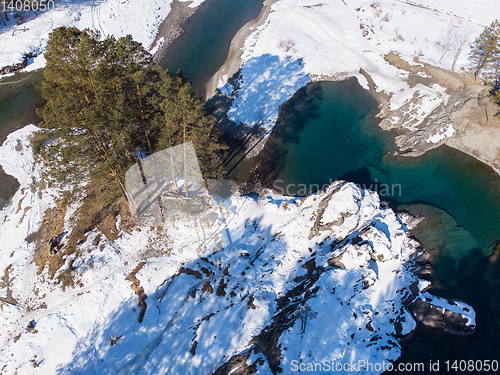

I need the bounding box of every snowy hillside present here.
[0,126,475,374]
[219,0,499,134]
[0,1,488,373]
[0,0,205,71]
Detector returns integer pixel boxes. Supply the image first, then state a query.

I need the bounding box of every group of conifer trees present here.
[469,20,500,105]
[36,26,225,204]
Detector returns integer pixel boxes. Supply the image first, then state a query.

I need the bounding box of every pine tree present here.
[38,26,227,210]
[469,20,500,80]
[153,70,226,194]
[1,3,7,26]
[38,27,153,203]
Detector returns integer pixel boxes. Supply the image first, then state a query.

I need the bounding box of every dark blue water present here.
[158,0,264,97]
[258,79,500,369]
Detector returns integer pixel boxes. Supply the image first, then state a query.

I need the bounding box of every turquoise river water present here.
[257,79,500,372]
[159,0,264,97]
[0,69,44,209]
[0,0,498,371]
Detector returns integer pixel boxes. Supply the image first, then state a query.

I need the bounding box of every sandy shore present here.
[204,0,278,99]
[153,0,500,178]
[150,0,198,63]
[445,102,500,175]
[379,53,500,176]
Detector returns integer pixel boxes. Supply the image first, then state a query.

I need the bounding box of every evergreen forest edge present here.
[33,20,500,220]
[34,26,227,215]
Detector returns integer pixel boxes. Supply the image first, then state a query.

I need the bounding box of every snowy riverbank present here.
[0,0,205,71]
[214,0,500,168]
[0,125,475,374]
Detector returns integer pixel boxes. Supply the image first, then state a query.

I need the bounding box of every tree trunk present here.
[136,83,152,154]
[183,121,189,198]
[170,153,179,193]
[474,54,491,80]
[167,135,179,194]
[115,173,132,205]
[135,85,164,222]
[437,46,449,64]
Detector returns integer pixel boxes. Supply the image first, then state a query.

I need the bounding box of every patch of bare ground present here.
[382,52,500,174]
[126,262,147,323]
[150,0,198,63]
[0,264,18,306]
[26,183,134,290]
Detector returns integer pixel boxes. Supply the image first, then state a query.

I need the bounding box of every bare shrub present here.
[278,39,297,54]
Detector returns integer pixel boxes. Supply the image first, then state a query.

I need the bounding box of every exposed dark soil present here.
[151,0,198,62]
[126,262,148,323]
[26,183,134,289]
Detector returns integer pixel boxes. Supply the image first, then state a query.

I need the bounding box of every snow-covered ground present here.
[0,0,205,70]
[0,126,474,374]
[0,1,487,373]
[220,0,499,134]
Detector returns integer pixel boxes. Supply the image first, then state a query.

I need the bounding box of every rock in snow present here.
[409,292,476,336]
[0,126,475,374]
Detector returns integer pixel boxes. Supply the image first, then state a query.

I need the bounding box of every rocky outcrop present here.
[0,52,37,75]
[408,292,476,335]
[381,88,473,157]
[1,61,26,75]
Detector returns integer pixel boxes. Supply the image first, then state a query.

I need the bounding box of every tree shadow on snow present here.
[56,216,288,375]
